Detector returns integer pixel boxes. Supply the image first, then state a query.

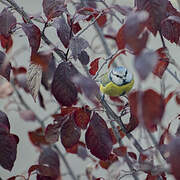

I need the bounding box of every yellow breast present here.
[100,79,134,97]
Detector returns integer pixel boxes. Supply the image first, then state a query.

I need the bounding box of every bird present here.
[99,66,134,97]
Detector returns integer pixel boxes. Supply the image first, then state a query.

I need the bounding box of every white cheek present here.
[112,76,123,86]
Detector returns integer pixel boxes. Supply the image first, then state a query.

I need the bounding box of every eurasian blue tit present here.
[100,66,134,97]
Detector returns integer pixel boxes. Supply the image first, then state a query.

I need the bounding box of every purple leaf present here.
[41,54,56,90]
[42,0,67,21]
[78,50,90,65]
[0,50,11,81]
[85,112,113,160]
[69,37,89,60]
[72,73,99,103]
[53,17,71,48]
[45,123,60,144]
[61,115,81,148]
[51,62,78,107]
[0,110,10,131]
[0,133,18,171]
[0,8,16,36]
[22,23,41,53]
[134,49,158,80]
[39,147,60,177]
[136,0,168,36]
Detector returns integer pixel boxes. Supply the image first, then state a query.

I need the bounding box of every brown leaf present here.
[27,63,42,101]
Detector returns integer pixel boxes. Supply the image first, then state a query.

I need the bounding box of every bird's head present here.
[109,66,133,86]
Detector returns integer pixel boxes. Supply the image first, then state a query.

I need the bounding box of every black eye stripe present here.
[125,70,128,76]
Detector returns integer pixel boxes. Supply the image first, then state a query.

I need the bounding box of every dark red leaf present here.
[51,62,78,107]
[94,13,107,27]
[135,50,158,80]
[0,8,16,36]
[99,154,118,169]
[39,147,60,177]
[89,57,101,75]
[124,11,149,54]
[176,93,180,105]
[72,22,82,34]
[164,91,174,105]
[161,2,180,44]
[142,89,165,131]
[74,108,90,129]
[28,165,58,179]
[116,25,126,50]
[69,37,89,60]
[67,141,88,160]
[28,128,49,147]
[41,54,56,90]
[153,60,169,78]
[159,122,171,146]
[31,51,53,71]
[109,96,124,103]
[128,152,137,160]
[129,89,165,132]
[153,47,169,78]
[0,134,17,171]
[113,146,127,157]
[125,115,139,133]
[66,141,85,154]
[42,0,67,21]
[0,110,10,131]
[22,23,41,53]
[67,15,82,34]
[85,112,113,160]
[145,174,158,180]
[0,35,13,52]
[109,127,125,145]
[137,0,168,36]
[0,50,11,81]
[45,123,60,144]
[59,107,79,116]
[53,17,70,48]
[61,115,81,148]
[78,50,90,65]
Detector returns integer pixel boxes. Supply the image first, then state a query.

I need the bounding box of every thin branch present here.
[81,0,111,57]
[99,0,124,24]
[53,145,77,180]
[76,11,103,37]
[100,96,144,153]
[5,0,66,61]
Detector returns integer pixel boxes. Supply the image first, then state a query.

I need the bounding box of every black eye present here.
[116,74,122,78]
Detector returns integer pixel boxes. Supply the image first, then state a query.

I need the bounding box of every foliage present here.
[0,0,180,179]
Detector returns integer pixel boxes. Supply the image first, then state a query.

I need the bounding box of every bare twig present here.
[99,0,124,24]
[76,11,104,37]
